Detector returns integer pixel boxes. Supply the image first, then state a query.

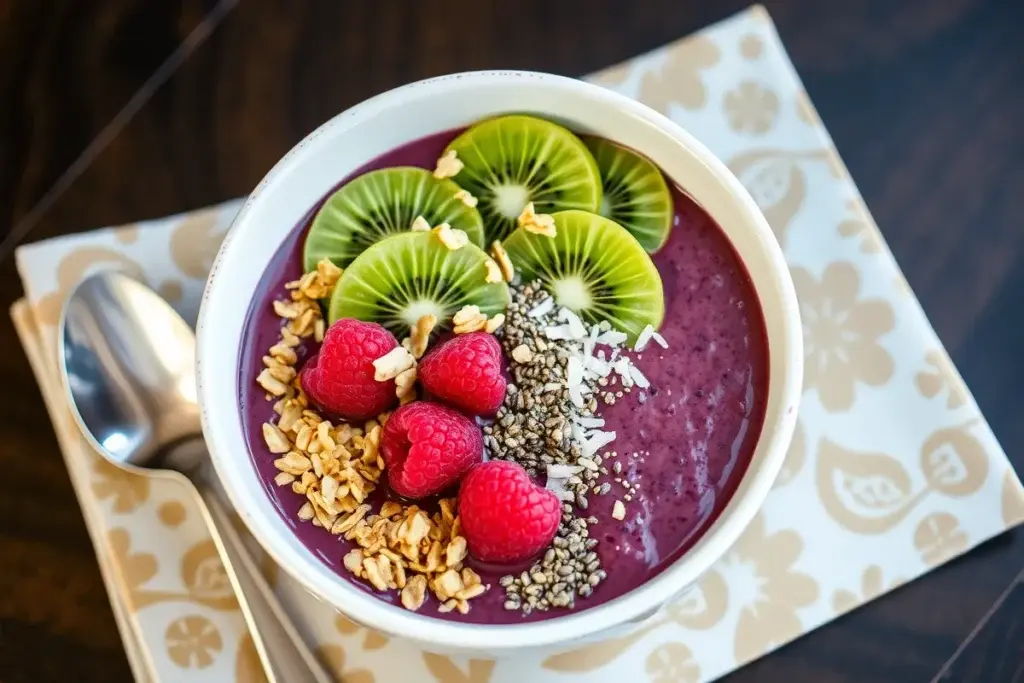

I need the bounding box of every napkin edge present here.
[11,298,158,683]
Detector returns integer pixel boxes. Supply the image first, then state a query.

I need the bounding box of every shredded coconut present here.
[634,324,655,351]
[528,296,555,318]
[558,308,587,339]
[566,356,584,388]
[596,329,628,346]
[545,325,574,341]
[628,364,650,389]
[547,464,584,479]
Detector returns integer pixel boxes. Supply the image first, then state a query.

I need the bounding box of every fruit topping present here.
[258,114,689,618]
[303,167,485,272]
[457,461,561,564]
[584,137,674,253]
[502,209,664,343]
[419,331,507,416]
[380,401,484,499]
[299,319,400,420]
[442,114,602,244]
[327,231,510,339]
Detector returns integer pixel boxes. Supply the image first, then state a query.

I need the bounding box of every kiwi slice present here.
[444,115,602,244]
[503,210,663,342]
[303,167,485,272]
[585,137,674,253]
[328,231,510,337]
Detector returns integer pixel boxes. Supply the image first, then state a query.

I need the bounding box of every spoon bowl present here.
[58,270,331,683]
[60,271,204,473]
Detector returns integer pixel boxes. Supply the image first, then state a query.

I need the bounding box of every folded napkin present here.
[14,6,1024,682]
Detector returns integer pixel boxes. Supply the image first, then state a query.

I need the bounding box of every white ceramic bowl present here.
[197,70,802,656]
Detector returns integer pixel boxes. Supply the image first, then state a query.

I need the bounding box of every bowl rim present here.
[197,69,802,651]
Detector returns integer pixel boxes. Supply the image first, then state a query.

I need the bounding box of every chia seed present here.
[488,281,654,613]
[501,513,607,613]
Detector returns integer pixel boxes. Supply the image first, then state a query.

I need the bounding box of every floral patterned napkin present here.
[12,6,1024,682]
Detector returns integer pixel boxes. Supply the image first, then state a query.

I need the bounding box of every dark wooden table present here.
[2,1,1023,681]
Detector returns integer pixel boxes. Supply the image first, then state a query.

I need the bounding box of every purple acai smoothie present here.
[238,128,768,624]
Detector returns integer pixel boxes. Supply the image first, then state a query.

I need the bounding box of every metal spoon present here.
[59,270,331,683]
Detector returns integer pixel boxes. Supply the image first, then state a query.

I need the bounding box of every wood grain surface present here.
[1,1,1022,681]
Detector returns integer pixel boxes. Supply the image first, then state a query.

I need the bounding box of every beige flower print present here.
[816,438,921,534]
[645,642,701,683]
[422,653,496,683]
[831,565,904,614]
[92,453,150,513]
[724,81,779,134]
[334,613,388,651]
[638,36,720,113]
[182,540,238,610]
[718,513,819,664]
[739,34,764,60]
[34,247,143,325]
[107,528,158,609]
[235,633,269,683]
[915,349,967,409]
[914,512,968,567]
[157,500,187,527]
[169,205,229,279]
[666,566,729,629]
[165,615,223,669]
[727,149,811,249]
[542,567,729,674]
[792,262,895,412]
[837,199,883,253]
[589,60,632,88]
[315,643,375,683]
[795,89,820,127]
[773,419,806,488]
[159,279,184,303]
[114,223,140,244]
[1002,469,1024,526]
[919,422,988,497]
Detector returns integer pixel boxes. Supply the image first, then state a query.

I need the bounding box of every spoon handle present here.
[197,488,333,683]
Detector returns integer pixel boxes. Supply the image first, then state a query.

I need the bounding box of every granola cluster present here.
[452,304,502,335]
[432,149,463,179]
[517,202,557,238]
[256,259,342,399]
[341,499,486,614]
[260,258,490,613]
[490,240,515,282]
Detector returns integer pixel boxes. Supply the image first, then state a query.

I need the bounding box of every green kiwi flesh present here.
[303,166,485,272]
[444,115,602,245]
[585,137,674,253]
[502,210,664,342]
[328,231,510,338]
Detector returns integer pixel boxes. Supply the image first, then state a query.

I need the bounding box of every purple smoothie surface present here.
[238,128,769,624]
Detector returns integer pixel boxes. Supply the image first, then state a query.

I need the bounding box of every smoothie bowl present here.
[197,71,802,655]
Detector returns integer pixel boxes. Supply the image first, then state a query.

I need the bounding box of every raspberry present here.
[300,319,398,421]
[457,461,560,563]
[418,332,506,416]
[380,401,483,499]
